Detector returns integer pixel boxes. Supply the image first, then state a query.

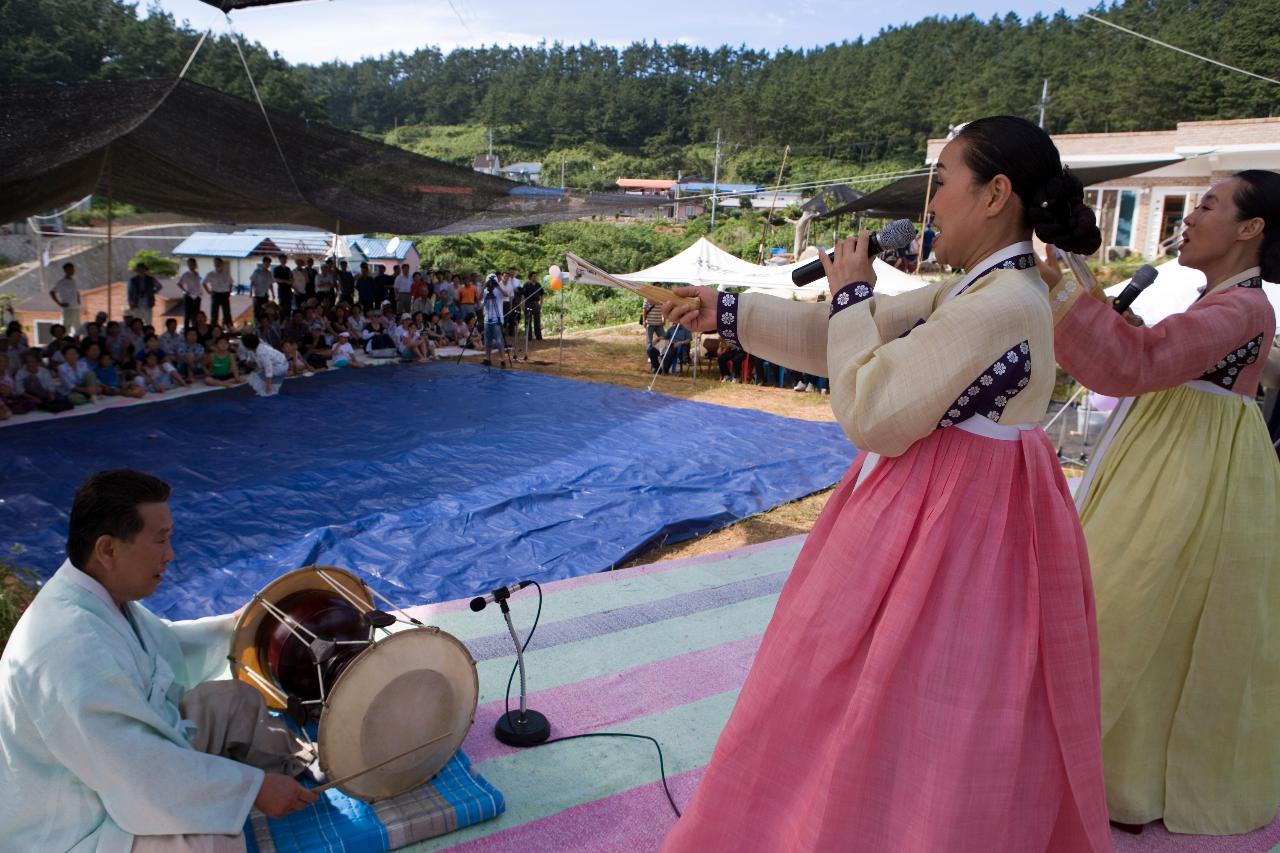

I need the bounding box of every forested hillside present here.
[4,0,1277,184]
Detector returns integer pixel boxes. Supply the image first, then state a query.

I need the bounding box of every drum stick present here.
[312,730,454,794]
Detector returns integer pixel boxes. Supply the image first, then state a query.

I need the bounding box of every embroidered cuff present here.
[829,282,874,318]
[716,291,741,345]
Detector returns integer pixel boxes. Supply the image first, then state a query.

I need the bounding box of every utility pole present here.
[1035,79,1052,128]
[487,128,493,158]
[710,128,722,230]
[560,156,565,189]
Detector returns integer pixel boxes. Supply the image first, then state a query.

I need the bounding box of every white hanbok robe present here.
[0,562,261,852]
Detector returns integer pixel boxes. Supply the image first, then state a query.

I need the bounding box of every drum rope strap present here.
[315,567,425,632]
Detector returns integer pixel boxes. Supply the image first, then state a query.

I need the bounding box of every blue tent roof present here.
[170,233,268,258]
[679,181,762,194]
[349,237,414,260]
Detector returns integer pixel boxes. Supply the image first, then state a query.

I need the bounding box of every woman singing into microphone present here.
[660,116,1111,851]
[1046,170,1280,835]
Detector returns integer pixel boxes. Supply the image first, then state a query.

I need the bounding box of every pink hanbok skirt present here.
[662,425,1112,852]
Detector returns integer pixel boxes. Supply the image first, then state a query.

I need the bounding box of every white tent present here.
[600,237,926,299]
[1104,257,1280,325]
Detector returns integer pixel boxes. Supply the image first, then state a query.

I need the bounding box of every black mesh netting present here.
[0,77,662,233]
[197,0,299,9]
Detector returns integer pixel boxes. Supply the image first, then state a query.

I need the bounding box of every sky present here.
[146,0,1101,65]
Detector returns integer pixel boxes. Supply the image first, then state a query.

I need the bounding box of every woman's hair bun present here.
[1028,169,1102,255]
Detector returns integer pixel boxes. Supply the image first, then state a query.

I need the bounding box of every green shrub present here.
[128,249,178,277]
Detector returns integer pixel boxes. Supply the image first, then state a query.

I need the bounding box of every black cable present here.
[501,581,683,819]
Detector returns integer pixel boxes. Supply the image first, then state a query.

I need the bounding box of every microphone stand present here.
[494,596,551,747]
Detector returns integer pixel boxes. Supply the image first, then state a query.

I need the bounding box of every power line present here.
[1083,13,1280,87]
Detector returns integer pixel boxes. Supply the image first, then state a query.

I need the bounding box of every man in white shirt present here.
[203,257,235,329]
[290,259,309,312]
[316,259,338,302]
[249,256,274,322]
[241,332,289,397]
[177,258,203,331]
[50,261,81,334]
[0,470,316,852]
[393,264,414,315]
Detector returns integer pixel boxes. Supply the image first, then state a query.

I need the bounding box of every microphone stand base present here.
[494,709,551,747]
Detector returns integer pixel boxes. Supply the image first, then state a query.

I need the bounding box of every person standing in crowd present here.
[523,270,543,340]
[203,257,234,328]
[481,276,509,368]
[176,258,203,330]
[393,263,414,315]
[641,299,665,350]
[272,255,294,317]
[50,262,82,336]
[304,257,317,300]
[337,259,356,305]
[126,263,162,327]
[660,116,1110,852]
[250,255,274,322]
[1047,169,1280,835]
[502,268,521,340]
[373,265,395,308]
[455,274,477,319]
[291,258,309,310]
[355,262,376,311]
[240,332,289,397]
[316,258,338,302]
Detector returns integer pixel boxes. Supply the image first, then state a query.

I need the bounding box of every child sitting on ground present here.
[203,336,244,388]
[94,351,146,398]
[138,351,187,393]
[330,332,365,369]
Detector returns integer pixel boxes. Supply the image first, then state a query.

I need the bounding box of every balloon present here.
[548,264,562,279]
[550,277,563,291]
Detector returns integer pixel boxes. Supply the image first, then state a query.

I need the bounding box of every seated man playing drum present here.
[0,469,317,852]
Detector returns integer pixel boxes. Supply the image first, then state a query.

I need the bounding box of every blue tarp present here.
[1,364,855,619]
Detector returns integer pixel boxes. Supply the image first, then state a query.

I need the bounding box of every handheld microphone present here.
[791,219,917,286]
[1112,265,1158,314]
[469,581,532,612]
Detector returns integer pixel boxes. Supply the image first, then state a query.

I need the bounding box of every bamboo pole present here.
[105,147,114,321]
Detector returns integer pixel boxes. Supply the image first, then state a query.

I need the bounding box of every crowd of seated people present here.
[0,257,544,420]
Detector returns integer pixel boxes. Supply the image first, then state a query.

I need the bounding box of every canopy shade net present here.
[196,0,300,8]
[570,236,926,299]
[819,159,1184,220]
[0,78,663,234]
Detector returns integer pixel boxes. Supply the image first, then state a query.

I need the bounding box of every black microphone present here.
[791,219,917,286]
[469,581,532,612]
[1112,264,1158,314]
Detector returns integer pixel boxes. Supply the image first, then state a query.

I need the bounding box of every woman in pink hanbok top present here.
[660,117,1113,852]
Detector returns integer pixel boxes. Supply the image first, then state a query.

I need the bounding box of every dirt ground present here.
[499,325,839,567]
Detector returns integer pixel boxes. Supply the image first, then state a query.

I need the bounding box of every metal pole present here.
[557,285,564,369]
[918,163,936,273]
[710,128,722,230]
[105,147,114,321]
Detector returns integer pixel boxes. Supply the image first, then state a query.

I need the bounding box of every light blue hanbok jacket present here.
[0,562,262,852]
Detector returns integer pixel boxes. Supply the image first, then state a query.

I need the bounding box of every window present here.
[1114,190,1137,249]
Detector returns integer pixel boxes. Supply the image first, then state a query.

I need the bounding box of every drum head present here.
[231,566,374,710]
[318,627,478,801]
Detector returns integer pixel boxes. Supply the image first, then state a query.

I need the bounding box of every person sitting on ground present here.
[15,350,74,412]
[347,303,367,337]
[203,336,243,388]
[175,328,206,380]
[240,332,289,397]
[139,351,186,393]
[461,315,483,349]
[438,308,459,344]
[403,319,432,362]
[410,271,432,315]
[158,318,184,360]
[0,352,37,414]
[423,312,447,348]
[330,331,365,369]
[43,323,73,366]
[0,470,318,852]
[280,340,309,376]
[257,308,284,350]
[92,347,146,399]
[5,320,29,354]
[193,315,216,349]
[57,345,100,404]
[79,320,105,354]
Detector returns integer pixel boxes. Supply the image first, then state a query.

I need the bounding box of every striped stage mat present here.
[398,536,1280,853]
